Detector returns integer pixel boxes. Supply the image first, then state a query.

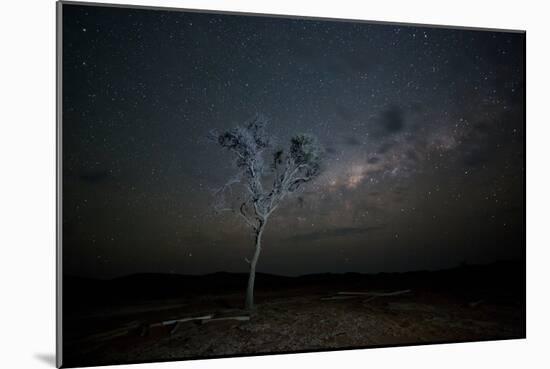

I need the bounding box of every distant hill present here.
[63,260,525,311]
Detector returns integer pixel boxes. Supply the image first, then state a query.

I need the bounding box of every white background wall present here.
[0,0,548,368]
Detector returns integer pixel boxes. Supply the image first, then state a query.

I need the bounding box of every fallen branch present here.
[337,289,411,297]
[322,289,411,301]
[151,313,250,334]
[202,315,250,323]
[320,296,358,301]
[149,314,213,328]
[468,299,484,308]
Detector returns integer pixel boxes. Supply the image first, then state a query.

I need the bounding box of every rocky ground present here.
[63,285,524,367]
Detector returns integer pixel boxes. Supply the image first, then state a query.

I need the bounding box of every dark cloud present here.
[406,149,418,162]
[367,156,381,164]
[344,136,362,146]
[325,146,338,155]
[392,186,409,195]
[378,106,405,135]
[463,146,490,167]
[460,118,496,167]
[335,105,354,122]
[473,121,491,134]
[377,141,395,154]
[286,226,385,243]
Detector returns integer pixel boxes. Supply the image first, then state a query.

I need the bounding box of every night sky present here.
[62,4,525,279]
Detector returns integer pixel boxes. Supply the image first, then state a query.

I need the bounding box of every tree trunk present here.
[245,222,265,311]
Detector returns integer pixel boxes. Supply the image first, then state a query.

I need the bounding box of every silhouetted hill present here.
[63,260,525,312]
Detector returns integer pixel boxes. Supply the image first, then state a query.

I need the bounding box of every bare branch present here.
[239,202,258,231]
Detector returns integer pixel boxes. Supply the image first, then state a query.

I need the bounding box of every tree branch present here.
[239,202,258,231]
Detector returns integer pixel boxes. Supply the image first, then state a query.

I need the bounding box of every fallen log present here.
[201,315,250,323]
[468,299,484,308]
[320,296,358,301]
[170,315,249,333]
[321,289,412,301]
[149,314,213,328]
[144,312,251,337]
[337,289,411,297]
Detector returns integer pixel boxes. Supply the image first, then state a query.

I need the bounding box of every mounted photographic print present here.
[57,1,526,367]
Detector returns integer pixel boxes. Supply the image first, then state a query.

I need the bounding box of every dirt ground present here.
[63,286,524,367]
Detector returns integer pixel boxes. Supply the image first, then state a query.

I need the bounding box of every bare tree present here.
[211,115,324,311]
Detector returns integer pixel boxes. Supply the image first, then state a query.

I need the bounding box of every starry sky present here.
[62,4,525,279]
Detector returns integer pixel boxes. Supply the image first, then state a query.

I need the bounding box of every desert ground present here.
[62,262,525,367]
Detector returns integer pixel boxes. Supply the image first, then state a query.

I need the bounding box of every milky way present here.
[62,4,525,278]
